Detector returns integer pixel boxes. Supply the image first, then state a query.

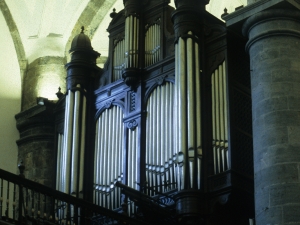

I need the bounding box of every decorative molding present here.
[126,119,138,130]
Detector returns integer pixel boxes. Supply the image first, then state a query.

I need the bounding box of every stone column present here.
[243,9,300,224]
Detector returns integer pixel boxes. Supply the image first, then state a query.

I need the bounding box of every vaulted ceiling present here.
[0,0,247,103]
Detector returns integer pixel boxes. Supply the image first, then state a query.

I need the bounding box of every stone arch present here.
[65,0,118,62]
[0,0,27,79]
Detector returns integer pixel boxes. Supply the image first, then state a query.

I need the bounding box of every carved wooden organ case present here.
[54,0,254,221]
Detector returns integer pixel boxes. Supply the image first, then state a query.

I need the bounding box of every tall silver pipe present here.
[218,64,225,172]
[160,86,164,167]
[222,61,229,169]
[174,44,179,158]
[187,33,195,186]
[195,42,201,150]
[71,89,81,194]
[165,84,169,166]
[79,95,86,192]
[99,111,105,206]
[178,37,187,190]
[125,17,129,68]
[212,72,217,174]
[133,16,136,68]
[94,120,99,203]
[215,67,221,173]
[65,90,75,194]
[111,107,116,192]
[61,92,69,192]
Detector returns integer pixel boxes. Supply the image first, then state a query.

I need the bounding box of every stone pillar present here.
[243,9,300,224]
[15,102,56,187]
[22,56,66,110]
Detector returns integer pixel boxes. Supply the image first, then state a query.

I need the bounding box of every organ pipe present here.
[93,106,124,210]
[79,95,86,192]
[145,23,161,67]
[145,83,175,195]
[212,61,229,174]
[57,85,87,196]
[174,31,202,190]
[71,89,81,194]
[113,39,125,81]
[125,15,139,69]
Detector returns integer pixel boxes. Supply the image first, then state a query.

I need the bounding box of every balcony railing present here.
[0,164,149,225]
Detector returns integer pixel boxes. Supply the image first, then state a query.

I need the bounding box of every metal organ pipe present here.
[178,37,187,190]
[195,42,202,189]
[79,95,86,192]
[211,61,229,174]
[71,88,81,194]
[56,134,63,190]
[62,90,75,194]
[174,31,202,190]
[144,22,161,67]
[187,32,195,189]
[113,39,125,82]
[145,83,175,195]
[93,106,124,210]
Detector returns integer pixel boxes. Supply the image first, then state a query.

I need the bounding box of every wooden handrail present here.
[0,168,150,224]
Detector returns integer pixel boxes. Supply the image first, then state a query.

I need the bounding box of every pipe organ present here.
[53,0,254,223]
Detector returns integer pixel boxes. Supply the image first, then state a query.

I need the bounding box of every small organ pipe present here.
[129,15,132,68]
[56,134,62,190]
[136,18,139,67]
[125,17,129,68]
[197,157,201,189]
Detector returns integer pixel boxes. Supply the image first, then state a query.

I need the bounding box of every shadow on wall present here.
[0,98,21,174]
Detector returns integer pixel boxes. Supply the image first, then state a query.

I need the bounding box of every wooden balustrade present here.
[0,166,149,225]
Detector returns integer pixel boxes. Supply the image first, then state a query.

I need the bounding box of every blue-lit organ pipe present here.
[145,82,175,195]
[125,15,139,68]
[113,39,125,81]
